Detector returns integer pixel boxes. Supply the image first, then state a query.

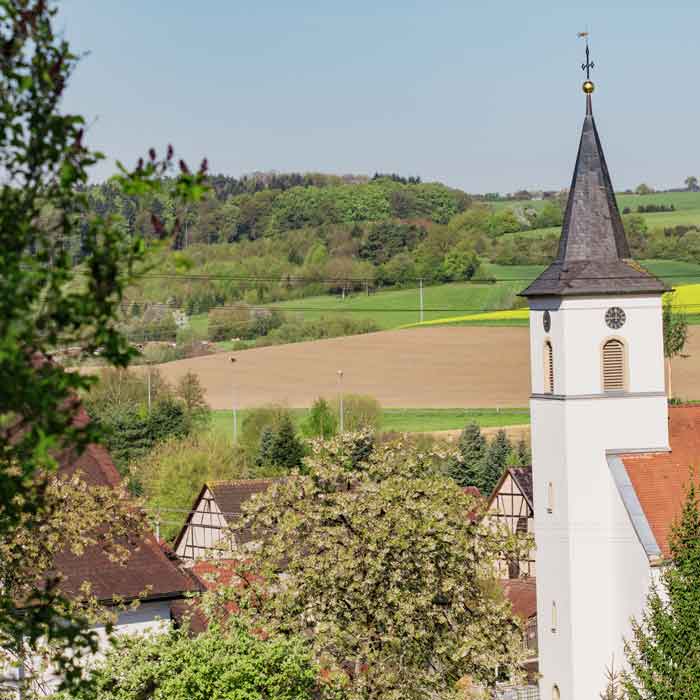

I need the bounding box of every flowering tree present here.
[215,433,530,700]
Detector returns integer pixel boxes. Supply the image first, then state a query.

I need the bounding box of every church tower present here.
[521,48,670,699]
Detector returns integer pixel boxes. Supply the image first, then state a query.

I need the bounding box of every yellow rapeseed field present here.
[405,284,700,328]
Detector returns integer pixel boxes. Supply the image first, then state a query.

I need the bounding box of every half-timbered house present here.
[174,479,273,560]
[487,466,535,578]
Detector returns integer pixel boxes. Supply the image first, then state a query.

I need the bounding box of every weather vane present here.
[577,31,595,94]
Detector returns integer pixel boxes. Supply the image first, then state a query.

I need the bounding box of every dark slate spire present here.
[522,90,668,298]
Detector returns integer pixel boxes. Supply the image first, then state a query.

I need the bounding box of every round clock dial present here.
[543,310,551,332]
[605,306,626,330]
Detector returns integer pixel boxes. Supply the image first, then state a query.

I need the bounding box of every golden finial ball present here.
[582,80,595,94]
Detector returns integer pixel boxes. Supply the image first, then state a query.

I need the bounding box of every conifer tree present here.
[481,429,512,495]
[448,421,486,487]
[623,473,700,698]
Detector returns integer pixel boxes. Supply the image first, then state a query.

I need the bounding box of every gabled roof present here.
[173,479,274,553]
[487,465,534,510]
[522,94,668,298]
[611,406,700,561]
[54,443,196,603]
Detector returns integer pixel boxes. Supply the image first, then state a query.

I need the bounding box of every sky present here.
[58,0,700,194]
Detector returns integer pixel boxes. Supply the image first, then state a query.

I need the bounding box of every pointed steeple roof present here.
[522,92,668,297]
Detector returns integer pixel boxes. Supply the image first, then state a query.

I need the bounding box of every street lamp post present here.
[337,369,344,433]
[230,356,238,443]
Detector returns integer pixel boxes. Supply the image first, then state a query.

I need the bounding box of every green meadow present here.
[209,407,530,442]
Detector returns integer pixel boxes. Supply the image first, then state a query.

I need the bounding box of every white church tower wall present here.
[522,55,670,700]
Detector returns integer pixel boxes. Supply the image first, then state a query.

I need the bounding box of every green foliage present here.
[239,405,296,463]
[55,622,320,700]
[663,293,689,360]
[208,305,284,342]
[130,431,261,541]
[623,473,700,699]
[449,422,486,487]
[224,435,529,700]
[481,429,512,495]
[175,370,210,426]
[256,414,305,470]
[337,394,382,432]
[301,398,338,439]
[84,369,193,473]
[0,1,205,688]
[448,424,516,494]
[255,315,379,347]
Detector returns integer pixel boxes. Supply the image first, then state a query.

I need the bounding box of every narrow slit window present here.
[603,339,625,392]
[547,482,554,514]
[544,341,554,394]
[551,601,558,633]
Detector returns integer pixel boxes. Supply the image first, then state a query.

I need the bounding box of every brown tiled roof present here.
[620,406,700,558]
[208,480,274,519]
[509,466,533,509]
[500,578,537,621]
[53,443,196,603]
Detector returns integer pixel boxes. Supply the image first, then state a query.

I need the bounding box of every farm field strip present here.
[209,407,531,443]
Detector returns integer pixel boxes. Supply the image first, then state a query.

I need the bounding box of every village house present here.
[3,437,198,695]
[173,479,273,560]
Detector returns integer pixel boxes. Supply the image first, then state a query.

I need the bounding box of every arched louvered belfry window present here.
[544,341,554,394]
[602,339,626,392]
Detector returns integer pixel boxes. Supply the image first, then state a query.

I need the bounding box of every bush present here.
[99,398,190,475]
[255,315,378,348]
[57,622,320,700]
[239,405,296,462]
[336,394,382,432]
[131,431,256,541]
[208,305,284,342]
[301,397,338,439]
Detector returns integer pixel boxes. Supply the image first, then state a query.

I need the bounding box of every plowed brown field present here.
[151,325,700,410]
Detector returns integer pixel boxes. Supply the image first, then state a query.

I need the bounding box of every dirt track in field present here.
[152,325,700,410]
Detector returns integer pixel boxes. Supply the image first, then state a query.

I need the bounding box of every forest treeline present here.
[61,172,694,324]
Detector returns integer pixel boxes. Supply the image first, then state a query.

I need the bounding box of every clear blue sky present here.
[58,0,700,193]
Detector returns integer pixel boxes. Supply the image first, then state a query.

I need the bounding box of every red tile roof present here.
[53,443,197,603]
[620,406,700,559]
[500,578,537,621]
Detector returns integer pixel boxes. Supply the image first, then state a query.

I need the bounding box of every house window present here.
[551,601,557,633]
[544,340,554,394]
[547,482,554,514]
[602,338,626,392]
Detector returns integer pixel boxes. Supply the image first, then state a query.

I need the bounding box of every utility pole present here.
[230,356,238,443]
[337,369,344,433]
[419,278,424,323]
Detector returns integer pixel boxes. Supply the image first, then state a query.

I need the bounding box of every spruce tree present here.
[448,421,486,487]
[480,429,512,495]
[624,473,700,698]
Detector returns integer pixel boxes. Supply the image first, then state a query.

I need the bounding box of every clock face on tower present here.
[543,310,551,332]
[605,306,626,330]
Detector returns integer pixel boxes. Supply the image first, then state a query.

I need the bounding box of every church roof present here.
[610,406,700,561]
[522,94,668,298]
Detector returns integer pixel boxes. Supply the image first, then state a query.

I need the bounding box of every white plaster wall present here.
[175,488,228,559]
[5,600,174,696]
[530,293,668,700]
[529,296,665,396]
[530,398,573,696]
